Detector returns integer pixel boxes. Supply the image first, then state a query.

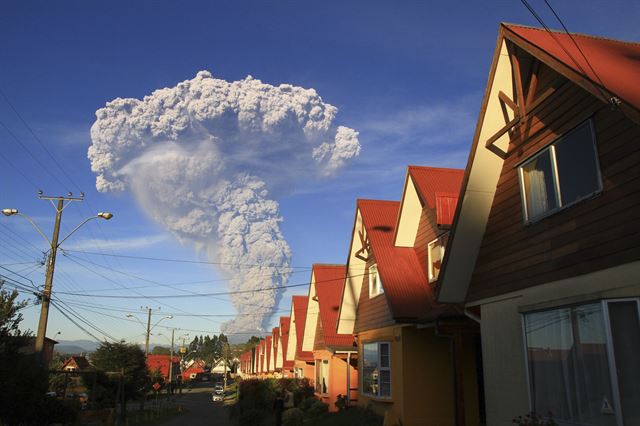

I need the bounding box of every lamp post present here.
[2,193,113,355]
[127,310,172,356]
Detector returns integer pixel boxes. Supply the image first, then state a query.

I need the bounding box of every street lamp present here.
[127,311,172,356]
[2,195,113,356]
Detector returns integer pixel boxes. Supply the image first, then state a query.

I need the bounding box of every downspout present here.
[346,352,351,406]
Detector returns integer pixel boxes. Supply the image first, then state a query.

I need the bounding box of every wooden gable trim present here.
[503,25,640,126]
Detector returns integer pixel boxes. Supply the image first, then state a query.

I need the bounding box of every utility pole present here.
[169,328,175,395]
[3,193,113,357]
[35,198,64,354]
[145,307,152,356]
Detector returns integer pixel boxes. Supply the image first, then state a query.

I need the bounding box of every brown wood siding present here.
[414,207,438,279]
[467,62,640,302]
[354,253,395,333]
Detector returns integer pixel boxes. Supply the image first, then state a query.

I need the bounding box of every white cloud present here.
[88,70,360,334]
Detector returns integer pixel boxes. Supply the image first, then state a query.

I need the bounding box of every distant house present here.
[146,354,181,383]
[269,327,279,374]
[436,23,640,426]
[276,316,294,377]
[287,295,314,382]
[62,355,91,372]
[181,359,206,381]
[301,264,357,412]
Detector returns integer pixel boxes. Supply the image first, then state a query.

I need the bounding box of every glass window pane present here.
[379,370,391,397]
[363,343,379,396]
[608,301,640,424]
[380,343,390,368]
[555,122,601,205]
[522,149,558,220]
[524,304,616,426]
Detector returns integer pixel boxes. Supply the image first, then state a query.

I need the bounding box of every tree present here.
[151,345,171,355]
[90,342,149,413]
[0,281,76,424]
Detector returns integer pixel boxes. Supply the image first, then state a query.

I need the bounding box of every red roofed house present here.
[269,327,279,375]
[287,295,315,382]
[181,359,206,381]
[300,264,358,412]
[436,24,640,425]
[276,316,294,378]
[336,166,483,426]
[62,355,91,372]
[146,354,180,383]
[264,336,272,376]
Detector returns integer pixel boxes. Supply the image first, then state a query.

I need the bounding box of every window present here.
[362,342,391,398]
[518,120,602,222]
[294,367,304,379]
[315,359,329,394]
[523,299,640,426]
[368,264,384,297]
[428,232,449,282]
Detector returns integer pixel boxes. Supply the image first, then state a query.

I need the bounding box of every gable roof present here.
[437,23,640,304]
[291,295,314,362]
[278,316,294,369]
[311,264,355,350]
[359,199,452,321]
[62,355,91,370]
[504,23,640,113]
[146,354,180,378]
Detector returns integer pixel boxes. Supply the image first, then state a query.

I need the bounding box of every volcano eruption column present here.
[88,71,360,334]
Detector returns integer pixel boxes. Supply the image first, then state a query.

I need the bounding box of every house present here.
[146,354,181,383]
[264,336,272,375]
[300,264,358,412]
[181,359,207,381]
[436,23,640,426]
[287,295,315,382]
[269,327,279,375]
[62,355,91,372]
[276,316,294,377]
[336,183,482,426]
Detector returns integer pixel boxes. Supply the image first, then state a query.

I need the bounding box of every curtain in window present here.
[525,304,616,426]
[525,169,549,219]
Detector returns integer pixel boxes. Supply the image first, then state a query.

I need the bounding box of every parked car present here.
[214,385,224,395]
[211,393,223,402]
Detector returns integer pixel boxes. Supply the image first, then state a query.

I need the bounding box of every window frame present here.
[427,232,449,283]
[315,359,329,395]
[521,298,640,426]
[517,119,603,224]
[361,341,392,399]
[368,264,384,298]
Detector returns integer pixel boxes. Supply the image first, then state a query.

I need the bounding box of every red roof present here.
[292,295,314,362]
[359,199,453,321]
[504,23,640,111]
[146,355,180,379]
[63,355,91,370]
[312,264,356,349]
[408,166,463,226]
[279,316,294,369]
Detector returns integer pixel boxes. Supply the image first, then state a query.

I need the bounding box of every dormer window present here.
[428,232,449,282]
[368,264,384,297]
[518,120,602,223]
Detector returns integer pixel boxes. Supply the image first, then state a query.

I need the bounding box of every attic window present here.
[368,264,384,298]
[518,120,602,223]
[428,232,449,283]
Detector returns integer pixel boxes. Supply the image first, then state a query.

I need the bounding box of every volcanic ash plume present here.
[88,71,360,334]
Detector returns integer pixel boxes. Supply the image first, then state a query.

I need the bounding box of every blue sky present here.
[1,0,638,345]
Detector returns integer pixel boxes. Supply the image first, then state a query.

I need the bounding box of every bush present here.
[282,408,304,426]
[299,396,317,412]
[512,412,558,426]
[239,408,269,426]
[307,400,329,418]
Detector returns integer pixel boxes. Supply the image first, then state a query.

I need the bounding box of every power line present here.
[62,249,313,270]
[53,271,367,299]
[50,300,103,343]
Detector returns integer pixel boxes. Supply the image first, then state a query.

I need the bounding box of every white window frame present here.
[368,264,384,298]
[315,359,329,395]
[522,298,640,426]
[427,232,449,283]
[361,341,391,398]
[517,119,602,224]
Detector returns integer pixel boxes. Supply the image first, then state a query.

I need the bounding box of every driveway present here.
[159,384,234,426]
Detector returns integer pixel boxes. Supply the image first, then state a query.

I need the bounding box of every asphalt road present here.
[160,384,234,426]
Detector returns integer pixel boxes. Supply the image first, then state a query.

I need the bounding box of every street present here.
[159,384,234,426]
